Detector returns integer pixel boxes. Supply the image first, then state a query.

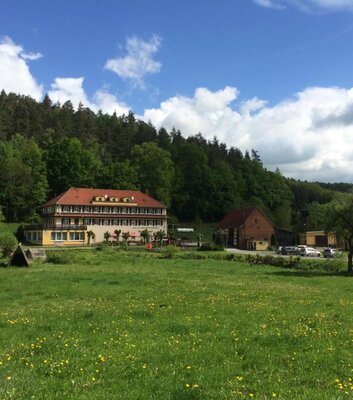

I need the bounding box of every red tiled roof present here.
[219,206,272,229]
[43,187,166,208]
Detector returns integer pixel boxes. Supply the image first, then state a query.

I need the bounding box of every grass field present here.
[1,249,353,399]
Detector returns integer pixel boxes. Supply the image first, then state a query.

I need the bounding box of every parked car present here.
[280,246,299,255]
[300,247,321,257]
[323,247,339,258]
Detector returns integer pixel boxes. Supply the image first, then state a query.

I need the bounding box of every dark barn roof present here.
[219,206,274,229]
[219,207,256,229]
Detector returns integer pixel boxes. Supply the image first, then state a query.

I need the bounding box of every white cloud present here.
[143,87,240,144]
[48,77,130,115]
[254,0,353,11]
[0,36,43,100]
[0,36,130,116]
[105,35,161,88]
[21,52,43,61]
[142,85,353,182]
[253,0,285,9]
[310,0,353,10]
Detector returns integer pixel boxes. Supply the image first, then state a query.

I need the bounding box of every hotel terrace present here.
[24,187,167,246]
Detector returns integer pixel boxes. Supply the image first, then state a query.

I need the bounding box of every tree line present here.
[0,90,350,232]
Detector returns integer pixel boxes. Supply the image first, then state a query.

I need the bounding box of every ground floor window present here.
[51,232,67,241]
[69,232,85,241]
[27,231,42,241]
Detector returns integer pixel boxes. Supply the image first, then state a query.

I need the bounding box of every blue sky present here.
[2,0,353,182]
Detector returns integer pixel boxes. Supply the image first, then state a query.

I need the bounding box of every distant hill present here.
[0,90,351,233]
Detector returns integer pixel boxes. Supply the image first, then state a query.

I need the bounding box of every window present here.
[62,218,70,226]
[63,206,69,212]
[84,206,90,213]
[29,231,40,241]
[69,232,85,241]
[51,232,67,241]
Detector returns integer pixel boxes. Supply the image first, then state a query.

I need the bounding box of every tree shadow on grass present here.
[268,269,353,278]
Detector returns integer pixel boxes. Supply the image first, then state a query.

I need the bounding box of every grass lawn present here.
[0,249,352,399]
[170,222,218,242]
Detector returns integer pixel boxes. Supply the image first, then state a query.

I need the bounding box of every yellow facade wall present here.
[300,231,337,247]
[249,240,269,251]
[25,230,86,246]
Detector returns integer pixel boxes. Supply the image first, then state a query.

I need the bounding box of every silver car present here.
[300,247,321,257]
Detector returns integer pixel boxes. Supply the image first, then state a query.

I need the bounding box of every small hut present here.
[8,244,30,267]
[26,248,47,262]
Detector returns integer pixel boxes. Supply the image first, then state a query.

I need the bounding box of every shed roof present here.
[8,244,30,267]
[43,187,166,208]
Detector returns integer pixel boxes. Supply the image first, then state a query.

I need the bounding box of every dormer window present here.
[94,196,105,202]
[109,197,119,202]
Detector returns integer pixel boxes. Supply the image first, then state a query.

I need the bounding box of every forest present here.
[0,90,351,232]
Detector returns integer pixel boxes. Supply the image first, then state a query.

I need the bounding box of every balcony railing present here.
[24,224,87,231]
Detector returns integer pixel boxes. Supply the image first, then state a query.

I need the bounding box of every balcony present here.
[24,224,87,231]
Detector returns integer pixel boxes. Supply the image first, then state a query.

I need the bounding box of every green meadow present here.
[0,249,352,399]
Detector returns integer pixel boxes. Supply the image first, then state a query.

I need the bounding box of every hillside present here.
[0,91,349,232]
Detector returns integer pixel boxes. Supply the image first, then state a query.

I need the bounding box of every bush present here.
[243,253,301,269]
[198,242,224,251]
[160,245,180,259]
[182,252,208,260]
[46,251,92,265]
[214,230,225,247]
[0,233,17,257]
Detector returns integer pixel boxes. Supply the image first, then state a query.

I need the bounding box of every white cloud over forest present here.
[105,35,162,88]
[48,77,129,115]
[142,85,353,182]
[3,35,353,182]
[0,36,43,100]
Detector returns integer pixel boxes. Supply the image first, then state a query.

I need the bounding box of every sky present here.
[1,0,353,182]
